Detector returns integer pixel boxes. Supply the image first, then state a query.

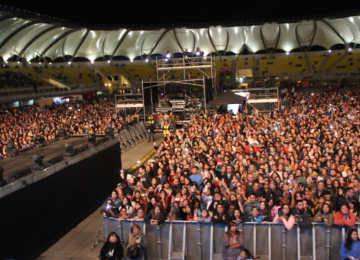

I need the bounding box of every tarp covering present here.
[208,91,246,105]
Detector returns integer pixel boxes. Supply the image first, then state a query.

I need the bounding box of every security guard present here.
[163,121,170,138]
[148,113,155,125]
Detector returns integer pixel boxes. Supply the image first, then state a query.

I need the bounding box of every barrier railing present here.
[103,217,354,260]
[117,121,148,152]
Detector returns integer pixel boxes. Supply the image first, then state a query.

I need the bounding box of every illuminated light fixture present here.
[286,52,289,55]
[328,50,332,53]
[49,62,52,65]
[107,60,110,63]
[91,61,94,64]
[165,59,168,62]
[39,62,41,64]
[130,59,133,62]
[145,59,148,62]
[105,83,108,86]
[68,61,71,64]
[196,51,200,56]
[28,62,31,64]
[17,61,19,64]
[349,48,352,52]
[166,51,171,58]
[203,56,207,60]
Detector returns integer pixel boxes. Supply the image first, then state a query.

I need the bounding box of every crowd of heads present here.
[0,98,139,157]
[103,86,360,231]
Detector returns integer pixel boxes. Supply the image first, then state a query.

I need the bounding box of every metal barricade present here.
[102,218,356,260]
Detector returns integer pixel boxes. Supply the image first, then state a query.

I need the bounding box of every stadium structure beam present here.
[70,29,89,64]
[260,25,270,54]
[110,29,129,62]
[39,29,78,60]
[0,20,38,51]
[207,28,219,56]
[0,14,13,23]
[148,29,171,57]
[173,29,184,53]
[320,19,350,50]
[273,25,281,54]
[307,21,318,51]
[16,25,60,62]
[223,29,230,54]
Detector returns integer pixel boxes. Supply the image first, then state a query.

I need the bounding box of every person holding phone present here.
[273,204,295,230]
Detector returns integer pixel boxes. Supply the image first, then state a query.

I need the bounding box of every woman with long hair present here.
[145,204,166,226]
[221,221,245,260]
[313,203,334,227]
[125,224,147,260]
[340,229,360,260]
[99,232,123,260]
[273,204,295,230]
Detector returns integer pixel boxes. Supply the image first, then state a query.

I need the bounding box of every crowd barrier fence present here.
[117,121,148,152]
[103,217,357,260]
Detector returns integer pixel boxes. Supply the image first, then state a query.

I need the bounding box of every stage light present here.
[145,59,148,62]
[0,165,6,187]
[196,51,200,56]
[6,141,19,157]
[64,143,74,157]
[33,135,46,147]
[286,52,289,55]
[32,154,44,171]
[105,127,114,138]
[165,59,168,62]
[68,61,71,65]
[166,51,171,58]
[349,48,352,52]
[107,60,110,63]
[88,134,96,147]
[328,50,332,53]
[58,128,68,140]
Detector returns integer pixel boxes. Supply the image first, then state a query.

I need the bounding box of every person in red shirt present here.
[334,204,356,227]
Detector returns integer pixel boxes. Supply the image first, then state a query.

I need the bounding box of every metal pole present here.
[182,223,186,260]
[281,225,286,260]
[268,224,272,260]
[168,222,172,260]
[156,57,159,80]
[156,225,162,260]
[151,88,153,114]
[196,222,202,260]
[253,223,257,258]
[297,225,301,260]
[203,76,206,111]
[210,223,214,260]
[183,56,185,80]
[325,227,331,260]
[312,224,316,260]
[141,79,145,122]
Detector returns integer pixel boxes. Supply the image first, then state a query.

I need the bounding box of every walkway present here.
[36,134,163,260]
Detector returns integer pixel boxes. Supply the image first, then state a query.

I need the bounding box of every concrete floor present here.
[36,134,163,260]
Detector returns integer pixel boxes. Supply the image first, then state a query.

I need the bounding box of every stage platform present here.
[35,133,163,260]
[0,137,103,182]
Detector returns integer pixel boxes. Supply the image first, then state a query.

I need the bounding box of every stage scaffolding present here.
[140,56,217,120]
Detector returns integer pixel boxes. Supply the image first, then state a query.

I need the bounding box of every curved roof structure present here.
[0,10,360,63]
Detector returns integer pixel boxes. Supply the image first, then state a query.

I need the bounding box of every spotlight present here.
[166,51,171,58]
[0,166,6,187]
[64,143,74,157]
[88,134,96,147]
[33,135,46,147]
[58,128,68,140]
[105,127,114,139]
[5,141,19,157]
[196,51,200,56]
[145,59,148,62]
[32,154,44,171]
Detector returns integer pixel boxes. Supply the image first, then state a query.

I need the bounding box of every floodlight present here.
[58,128,68,140]
[105,128,114,138]
[145,59,148,62]
[166,51,171,58]
[32,154,44,171]
[33,135,46,147]
[286,52,289,55]
[196,51,200,56]
[6,141,19,157]
[0,165,6,187]
[88,134,96,147]
[328,50,332,53]
[64,143,74,157]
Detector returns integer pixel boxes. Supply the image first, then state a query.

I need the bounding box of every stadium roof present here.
[0,7,360,63]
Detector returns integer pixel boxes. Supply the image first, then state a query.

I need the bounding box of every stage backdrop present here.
[0,142,121,260]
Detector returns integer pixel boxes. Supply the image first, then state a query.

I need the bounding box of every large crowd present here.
[0,99,138,157]
[101,86,360,260]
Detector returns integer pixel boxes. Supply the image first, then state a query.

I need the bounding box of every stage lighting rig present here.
[32,154,44,171]
[5,141,19,157]
[88,134,96,147]
[33,135,46,148]
[64,143,75,157]
[58,129,68,140]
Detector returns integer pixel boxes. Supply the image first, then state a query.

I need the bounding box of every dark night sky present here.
[1,0,360,28]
